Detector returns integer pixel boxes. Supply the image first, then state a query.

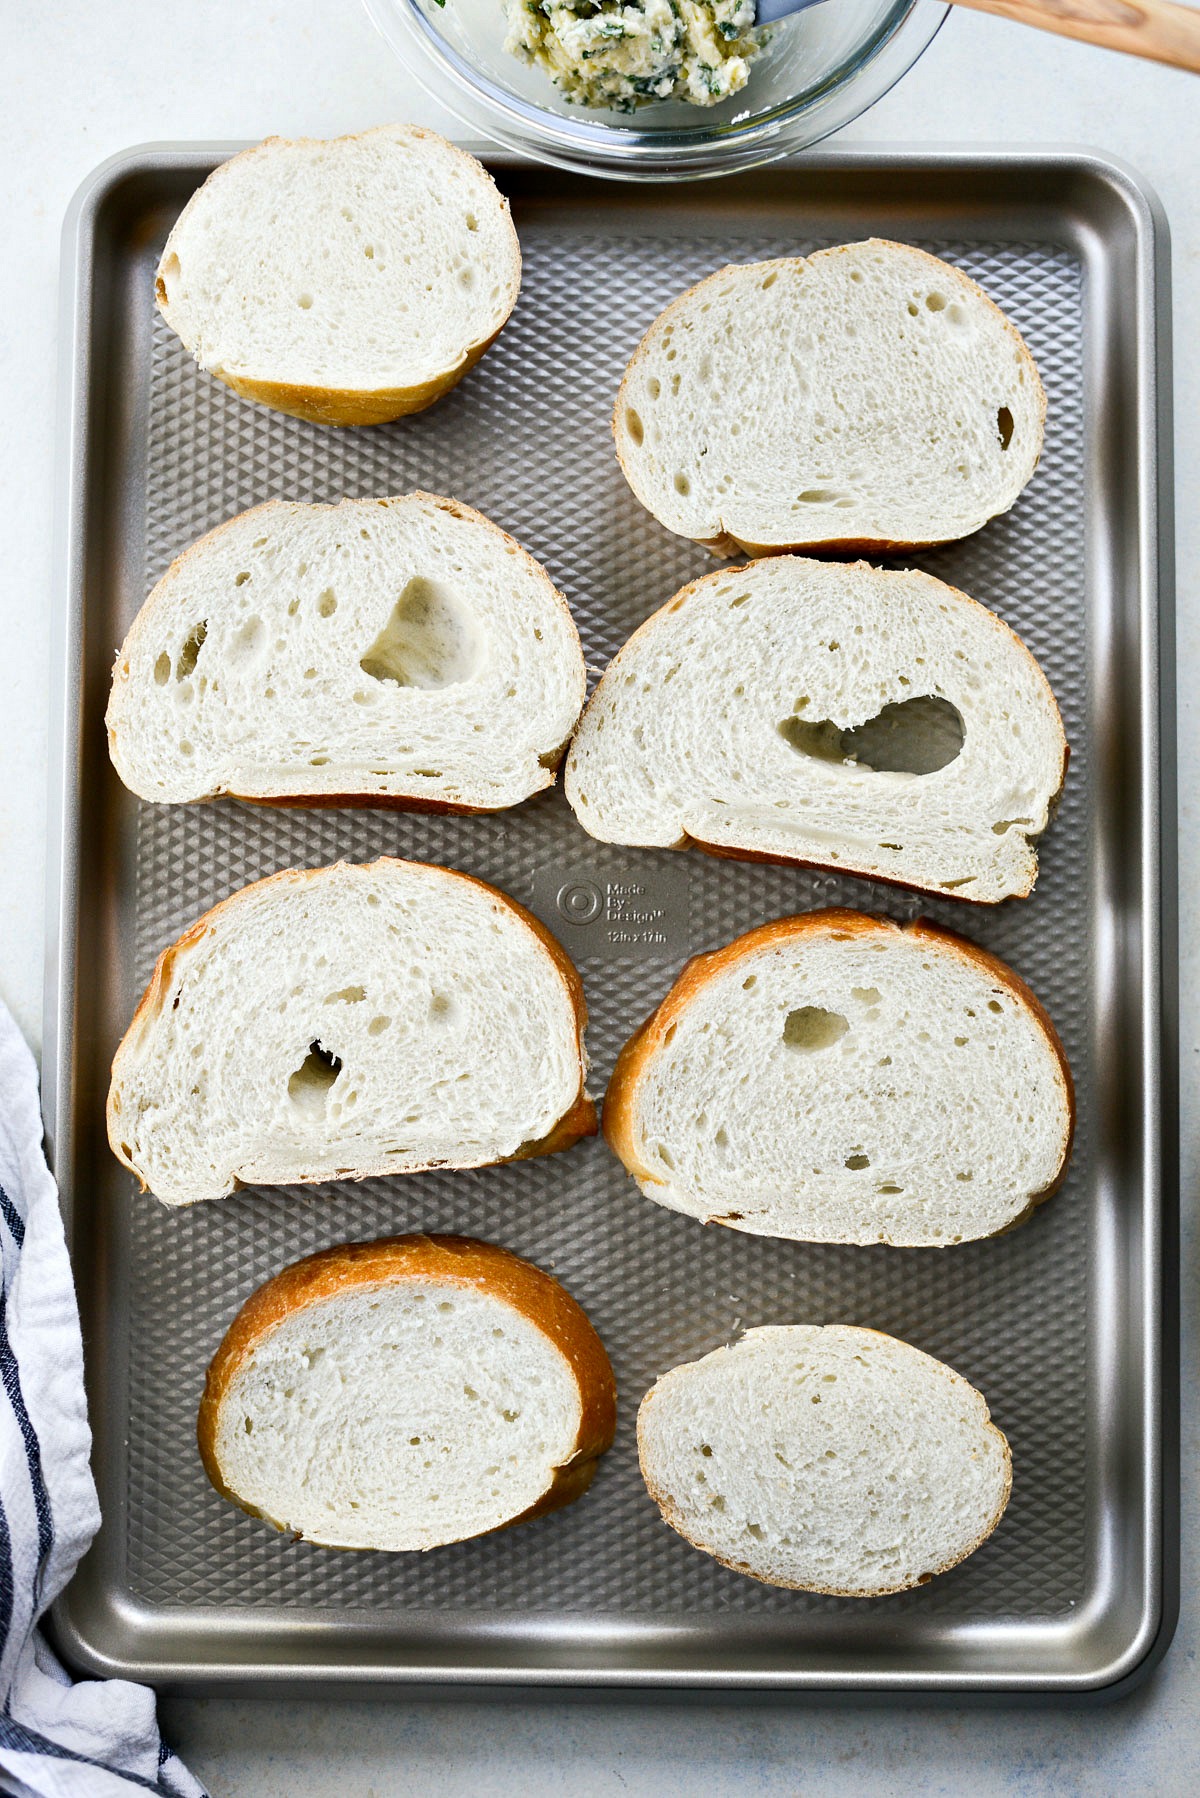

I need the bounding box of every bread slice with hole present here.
[564,555,1066,903]
[637,1324,1011,1595]
[155,125,521,426]
[106,494,587,811]
[605,908,1073,1247]
[200,1235,617,1551]
[614,240,1045,556]
[108,859,595,1208]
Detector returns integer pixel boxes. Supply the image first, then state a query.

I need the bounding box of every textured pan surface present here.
[46,148,1173,1689]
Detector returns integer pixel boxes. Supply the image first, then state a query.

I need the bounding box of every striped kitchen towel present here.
[0,1001,204,1798]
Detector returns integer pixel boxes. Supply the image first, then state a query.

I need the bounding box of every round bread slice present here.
[108,859,595,1208]
[200,1236,617,1551]
[637,1324,1011,1595]
[155,125,521,426]
[106,494,586,810]
[564,556,1067,904]
[614,240,1045,555]
[604,908,1073,1247]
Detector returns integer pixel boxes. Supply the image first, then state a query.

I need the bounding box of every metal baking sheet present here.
[44,145,1176,1693]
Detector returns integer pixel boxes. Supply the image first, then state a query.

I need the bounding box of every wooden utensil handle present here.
[950,0,1200,72]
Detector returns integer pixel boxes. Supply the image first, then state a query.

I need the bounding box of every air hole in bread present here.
[153,652,171,686]
[624,408,644,447]
[176,622,207,681]
[287,1040,342,1115]
[997,406,1015,451]
[777,694,964,777]
[845,1153,870,1170]
[782,1007,848,1052]
[926,293,947,312]
[325,986,365,1004]
[359,576,479,689]
[674,472,691,497]
[229,616,263,662]
[317,588,337,618]
[297,293,313,309]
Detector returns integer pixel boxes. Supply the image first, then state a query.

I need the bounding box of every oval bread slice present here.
[637,1324,1011,1595]
[200,1236,617,1551]
[604,908,1073,1247]
[155,125,521,426]
[614,240,1045,555]
[108,859,595,1208]
[106,494,586,810]
[564,556,1067,904]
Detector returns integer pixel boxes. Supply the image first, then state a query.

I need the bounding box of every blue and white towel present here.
[0,1001,203,1798]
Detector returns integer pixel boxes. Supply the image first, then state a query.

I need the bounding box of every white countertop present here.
[2,3,1197,1793]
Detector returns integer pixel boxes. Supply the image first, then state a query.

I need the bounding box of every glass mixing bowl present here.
[362,0,948,180]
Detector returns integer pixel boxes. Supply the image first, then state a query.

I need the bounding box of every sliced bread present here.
[604,908,1073,1247]
[200,1235,617,1551]
[108,859,595,1207]
[155,125,521,426]
[564,555,1066,903]
[106,494,586,810]
[637,1324,1011,1595]
[614,240,1045,555]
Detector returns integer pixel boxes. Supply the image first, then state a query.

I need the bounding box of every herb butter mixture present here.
[503,0,766,111]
